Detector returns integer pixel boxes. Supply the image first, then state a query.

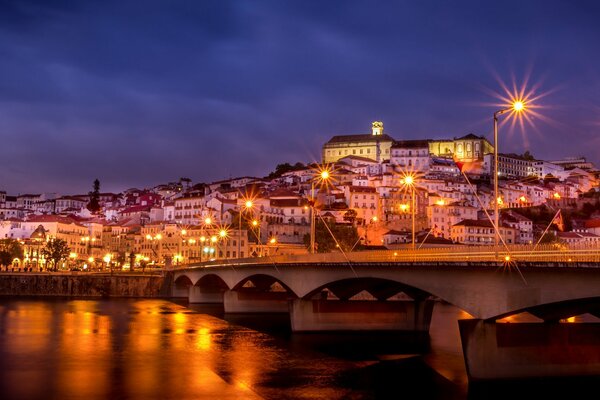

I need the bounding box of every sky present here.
[1,0,600,195]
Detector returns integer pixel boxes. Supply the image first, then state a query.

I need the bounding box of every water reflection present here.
[0,299,597,400]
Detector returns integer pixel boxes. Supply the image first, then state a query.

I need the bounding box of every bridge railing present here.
[179,242,600,268]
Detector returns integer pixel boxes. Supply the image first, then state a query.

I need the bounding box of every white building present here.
[427,200,478,239]
[390,140,431,173]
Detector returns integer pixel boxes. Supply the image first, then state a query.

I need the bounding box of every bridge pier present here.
[289,298,434,332]
[189,286,224,304]
[459,319,600,381]
[223,290,290,313]
[172,283,190,298]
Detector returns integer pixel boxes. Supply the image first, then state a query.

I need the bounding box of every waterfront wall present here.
[0,273,171,298]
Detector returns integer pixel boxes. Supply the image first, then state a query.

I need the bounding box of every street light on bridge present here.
[310,165,334,254]
[493,99,527,246]
[238,198,255,259]
[400,173,417,250]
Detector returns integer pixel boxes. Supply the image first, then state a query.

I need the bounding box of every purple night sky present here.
[1,0,600,194]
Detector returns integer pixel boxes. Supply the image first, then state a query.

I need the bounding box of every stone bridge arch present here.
[232,273,298,298]
[196,274,230,291]
[302,277,432,301]
[172,275,194,298]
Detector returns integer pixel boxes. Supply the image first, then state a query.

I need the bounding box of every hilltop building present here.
[322,121,395,164]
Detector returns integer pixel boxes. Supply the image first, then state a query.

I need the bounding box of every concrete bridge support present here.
[289,299,434,332]
[223,290,290,313]
[189,286,225,304]
[459,319,600,381]
[172,283,190,298]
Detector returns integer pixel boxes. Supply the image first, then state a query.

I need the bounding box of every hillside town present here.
[2,121,600,271]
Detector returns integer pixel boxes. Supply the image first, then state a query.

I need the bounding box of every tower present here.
[371,121,384,136]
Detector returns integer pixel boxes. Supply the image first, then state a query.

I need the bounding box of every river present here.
[0,298,595,399]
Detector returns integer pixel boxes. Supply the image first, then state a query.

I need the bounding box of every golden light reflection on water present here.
[197,327,212,350]
[0,299,499,400]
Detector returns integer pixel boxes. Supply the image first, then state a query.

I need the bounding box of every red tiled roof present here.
[584,219,600,228]
[26,215,82,225]
[119,205,152,214]
[349,186,377,193]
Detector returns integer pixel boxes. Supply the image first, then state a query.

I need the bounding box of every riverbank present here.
[0,273,171,297]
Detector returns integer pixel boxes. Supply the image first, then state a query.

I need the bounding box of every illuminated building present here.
[322,121,394,163]
[428,134,493,163]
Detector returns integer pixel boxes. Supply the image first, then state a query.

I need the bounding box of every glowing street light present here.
[238,197,255,258]
[512,101,524,112]
[400,173,418,250]
[310,165,333,253]
[493,99,527,246]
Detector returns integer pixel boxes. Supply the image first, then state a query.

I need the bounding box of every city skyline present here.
[2,1,600,194]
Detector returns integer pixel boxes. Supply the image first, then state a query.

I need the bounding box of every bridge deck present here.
[175,243,600,270]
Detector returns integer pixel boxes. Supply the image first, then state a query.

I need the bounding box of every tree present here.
[179,177,192,189]
[538,231,559,244]
[343,209,357,224]
[303,219,359,253]
[41,239,71,271]
[129,252,136,272]
[87,178,101,213]
[267,162,306,179]
[0,239,24,266]
[522,150,535,161]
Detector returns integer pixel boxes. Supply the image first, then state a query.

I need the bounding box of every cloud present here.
[0,0,599,193]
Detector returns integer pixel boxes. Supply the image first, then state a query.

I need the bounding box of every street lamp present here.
[145,233,163,265]
[401,174,417,250]
[103,253,112,273]
[310,166,332,253]
[365,216,379,245]
[493,100,526,246]
[238,199,254,259]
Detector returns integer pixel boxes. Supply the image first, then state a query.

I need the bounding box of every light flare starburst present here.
[310,163,338,191]
[479,69,559,149]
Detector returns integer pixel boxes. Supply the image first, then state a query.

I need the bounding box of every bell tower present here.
[372,121,384,136]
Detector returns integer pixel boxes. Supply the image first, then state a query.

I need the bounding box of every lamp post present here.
[401,174,417,250]
[251,219,261,256]
[145,233,163,266]
[103,253,112,274]
[365,216,378,245]
[493,100,525,246]
[310,168,331,254]
[218,228,228,260]
[239,200,254,259]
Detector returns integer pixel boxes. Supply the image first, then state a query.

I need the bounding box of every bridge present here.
[171,244,600,381]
